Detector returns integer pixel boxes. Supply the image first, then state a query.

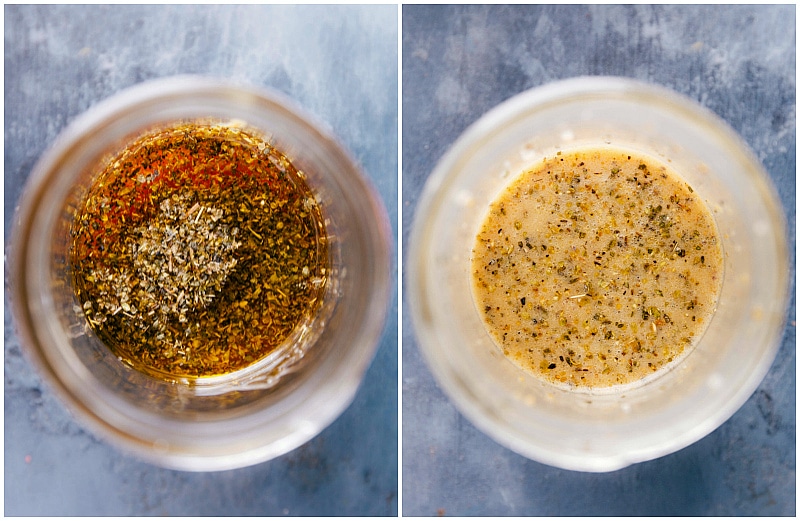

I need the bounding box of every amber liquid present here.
[70,123,328,379]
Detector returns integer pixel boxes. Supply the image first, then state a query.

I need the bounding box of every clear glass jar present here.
[8,76,392,471]
[408,76,789,472]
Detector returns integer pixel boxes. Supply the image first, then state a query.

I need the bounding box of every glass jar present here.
[8,76,392,471]
[408,76,789,472]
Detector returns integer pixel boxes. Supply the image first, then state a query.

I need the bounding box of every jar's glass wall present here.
[409,78,788,471]
[10,78,391,470]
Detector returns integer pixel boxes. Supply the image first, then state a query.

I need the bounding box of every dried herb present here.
[70,122,328,379]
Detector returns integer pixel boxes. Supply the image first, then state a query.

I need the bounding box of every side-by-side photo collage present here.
[4,3,795,517]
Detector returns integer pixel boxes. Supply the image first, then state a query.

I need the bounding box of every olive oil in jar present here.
[70,122,329,379]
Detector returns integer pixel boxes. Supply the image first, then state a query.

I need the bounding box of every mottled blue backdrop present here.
[5,4,398,516]
[402,4,795,516]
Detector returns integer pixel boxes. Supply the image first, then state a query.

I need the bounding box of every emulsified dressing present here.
[470,147,723,388]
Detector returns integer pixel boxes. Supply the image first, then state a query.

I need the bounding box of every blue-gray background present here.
[5,4,398,516]
[402,4,795,516]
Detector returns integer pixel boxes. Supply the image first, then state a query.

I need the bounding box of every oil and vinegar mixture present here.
[70,122,328,379]
[471,147,723,388]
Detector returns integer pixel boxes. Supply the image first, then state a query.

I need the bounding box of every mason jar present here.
[408,76,789,472]
[8,76,392,471]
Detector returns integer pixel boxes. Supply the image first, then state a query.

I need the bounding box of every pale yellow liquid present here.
[471,147,723,388]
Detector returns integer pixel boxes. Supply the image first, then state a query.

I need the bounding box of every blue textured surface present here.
[5,4,397,516]
[402,4,795,516]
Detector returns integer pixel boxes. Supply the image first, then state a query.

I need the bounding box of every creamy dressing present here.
[471,147,723,388]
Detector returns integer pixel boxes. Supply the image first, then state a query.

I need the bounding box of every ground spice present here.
[70,122,328,379]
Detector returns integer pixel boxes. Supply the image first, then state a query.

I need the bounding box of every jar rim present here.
[8,76,393,471]
[408,76,789,472]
